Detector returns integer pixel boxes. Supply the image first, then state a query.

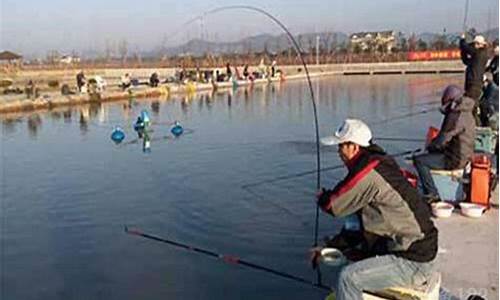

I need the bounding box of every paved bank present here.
[435,186,498,299]
[0,60,465,115]
[0,71,329,114]
[2,60,464,88]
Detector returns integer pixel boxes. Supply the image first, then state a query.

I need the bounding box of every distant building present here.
[350,30,396,53]
[0,51,23,64]
[60,55,81,64]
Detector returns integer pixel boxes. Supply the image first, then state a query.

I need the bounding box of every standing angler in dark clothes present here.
[76,71,86,93]
[460,34,488,101]
[225,63,232,81]
[413,85,476,202]
[479,73,499,130]
[311,119,438,300]
[486,45,499,86]
[149,72,160,87]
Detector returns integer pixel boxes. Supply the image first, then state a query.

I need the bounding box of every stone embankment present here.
[0,60,464,114]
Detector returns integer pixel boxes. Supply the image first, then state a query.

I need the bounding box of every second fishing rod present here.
[241,147,422,189]
[125,226,331,292]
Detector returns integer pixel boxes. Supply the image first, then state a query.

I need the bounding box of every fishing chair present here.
[429,169,465,204]
[403,153,466,204]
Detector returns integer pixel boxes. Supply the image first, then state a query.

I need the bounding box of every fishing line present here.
[124,226,331,291]
[370,106,440,126]
[242,165,343,190]
[241,170,346,230]
[375,137,426,142]
[241,185,312,228]
[240,148,422,190]
[241,148,422,189]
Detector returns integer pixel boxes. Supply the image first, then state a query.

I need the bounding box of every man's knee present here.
[413,155,428,168]
[337,264,360,288]
[413,155,423,165]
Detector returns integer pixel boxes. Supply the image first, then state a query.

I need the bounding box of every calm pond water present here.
[1,74,462,300]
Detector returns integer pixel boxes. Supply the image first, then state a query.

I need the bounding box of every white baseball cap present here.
[321,119,372,147]
[473,35,486,45]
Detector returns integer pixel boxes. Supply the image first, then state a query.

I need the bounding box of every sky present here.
[1,0,498,58]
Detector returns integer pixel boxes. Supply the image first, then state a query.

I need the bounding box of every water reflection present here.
[227,91,232,108]
[79,107,89,135]
[63,110,72,123]
[205,93,213,110]
[1,118,21,135]
[98,105,108,124]
[197,95,204,112]
[0,75,463,143]
[51,111,62,121]
[142,131,151,153]
[122,102,131,121]
[180,97,189,115]
[151,101,160,115]
[27,114,42,138]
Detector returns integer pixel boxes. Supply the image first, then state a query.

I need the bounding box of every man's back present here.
[460,39,488,96]
[439,96,476,169]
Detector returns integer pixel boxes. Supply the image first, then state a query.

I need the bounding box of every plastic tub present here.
[431,202,454,218]
[459,203,486,218]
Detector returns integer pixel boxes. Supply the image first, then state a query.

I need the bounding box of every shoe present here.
[423,194,441,204]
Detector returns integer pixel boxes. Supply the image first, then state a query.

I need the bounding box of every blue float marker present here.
[171,121,184,137]
[111,127,125,143]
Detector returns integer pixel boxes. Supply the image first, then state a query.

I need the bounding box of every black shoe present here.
[423,194,441,204]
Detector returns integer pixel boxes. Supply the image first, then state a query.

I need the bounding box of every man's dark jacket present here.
[460,39,488,98]
[429,96,476,169]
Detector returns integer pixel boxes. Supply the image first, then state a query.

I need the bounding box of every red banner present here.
[408,50,461,61]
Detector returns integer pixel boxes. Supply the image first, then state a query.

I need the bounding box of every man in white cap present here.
[311,119,438,300]
[460,34,488,102]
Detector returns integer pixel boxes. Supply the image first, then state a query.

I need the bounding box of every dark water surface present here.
[1,75,461,300]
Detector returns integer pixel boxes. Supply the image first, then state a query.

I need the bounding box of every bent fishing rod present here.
[463,0,470,32]
[208,4,322,246]
[124,226,331,291]
[167,5,324,283]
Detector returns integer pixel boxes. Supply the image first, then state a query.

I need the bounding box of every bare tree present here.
[297,34,305,51]
[46,50,60,64]
[105,39,113,63]
[119,39,128,65]
[408,34,417,51]
[263,41,269,55]
[307,35,315,52]
[417,39,428,51]
[323,32,333,54]
[431,35,448,50]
